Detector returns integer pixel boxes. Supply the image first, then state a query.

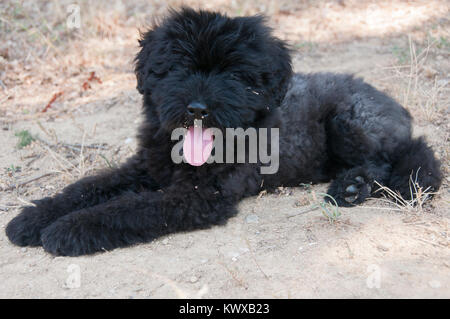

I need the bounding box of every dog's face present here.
[135,8,292,132]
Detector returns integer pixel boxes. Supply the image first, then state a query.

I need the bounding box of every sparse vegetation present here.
[291,185,341,224]
[373,171,438,214]
[391,45,410,64]
[6,164,21,174]
[0,0,448,298]
[388,36,449,124]
[14,130,34,149]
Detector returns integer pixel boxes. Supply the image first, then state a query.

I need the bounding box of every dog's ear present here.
[135,30,152,94]
[239,15,292,109]
[134,29,171,95]
[263,37,293,108]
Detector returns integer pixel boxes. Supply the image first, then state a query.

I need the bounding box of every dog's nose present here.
[187,102,209,119]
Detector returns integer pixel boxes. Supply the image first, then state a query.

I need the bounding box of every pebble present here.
[377,245,389,252]
[162,238,169,245]
[246,214,259,224]
[422,66,438,79]
[229,252,239,261]
[21,248,27,253]
[428,280,441,289]
[190,276,198,283]
[437,78,449,87]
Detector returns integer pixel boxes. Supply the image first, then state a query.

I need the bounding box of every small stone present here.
[422,66,438,79]
[239,247,250,254]
[162,238,169,245]
[377,245,389,252]
[190,276,198,283]
[229,252,239,261]
[437,78,449,87]
[246,214,259,224]
[21,248,27,253]
[429,280,441,289]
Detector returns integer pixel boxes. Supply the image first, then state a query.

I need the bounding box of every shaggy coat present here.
[6,8,442,256]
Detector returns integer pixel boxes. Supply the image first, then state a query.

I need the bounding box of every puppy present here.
[6,8,442,256]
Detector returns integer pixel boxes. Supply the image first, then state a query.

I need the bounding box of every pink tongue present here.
[183,126,213,166]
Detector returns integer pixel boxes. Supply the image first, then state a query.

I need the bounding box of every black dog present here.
[6,8,442,256]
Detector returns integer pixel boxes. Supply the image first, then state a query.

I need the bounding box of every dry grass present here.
[0,3,449,299]
[1,1,448,119]
[372,173,437,214]
[0,0,449,213]
[385,36,450,124]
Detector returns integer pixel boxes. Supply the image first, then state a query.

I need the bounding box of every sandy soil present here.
[0,1,449,298]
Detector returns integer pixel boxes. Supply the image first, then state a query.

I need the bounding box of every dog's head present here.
[135,8,292,132]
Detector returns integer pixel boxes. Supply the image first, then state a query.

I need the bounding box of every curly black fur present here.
[6,8,442,256]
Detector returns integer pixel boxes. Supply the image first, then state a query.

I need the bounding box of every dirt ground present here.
[0,1,449,298]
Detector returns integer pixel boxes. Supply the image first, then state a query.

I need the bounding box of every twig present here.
[16,196,36,207]
[287,205,320,218]
[416,238,447,249]
[64,142,109,150]
[4,172,57,191]
[25,154,42,167]
[42,91,64,113]
[244,237,270,280]
[36,136,108,152]
[36,142,76,177]
[358,205,405,212]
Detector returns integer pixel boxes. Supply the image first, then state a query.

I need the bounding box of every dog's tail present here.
[387,137,442,200]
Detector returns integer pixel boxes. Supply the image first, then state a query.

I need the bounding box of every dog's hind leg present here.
[319,73,442,206]
[326,138,442,206]
[326,160,391,206]
[387,137,442,200]
[6,154,158,247]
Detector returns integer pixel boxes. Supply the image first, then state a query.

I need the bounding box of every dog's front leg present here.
[6,154,159,247]
[39,180,243,256]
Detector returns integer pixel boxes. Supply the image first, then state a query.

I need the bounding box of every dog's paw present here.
[327,175,372,207]
[6,206,46,247]
[40,214,112,256]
